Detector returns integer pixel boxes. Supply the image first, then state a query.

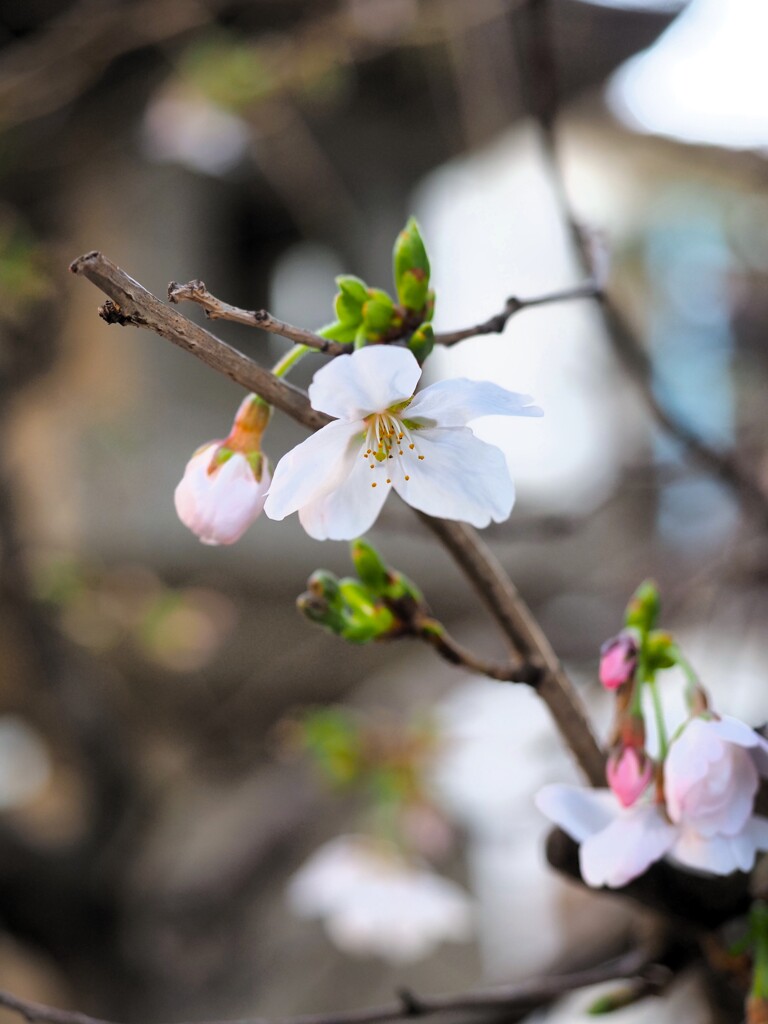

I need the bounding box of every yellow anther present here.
[371,482,377,488]
[418,455,425,460]
[404,475,410,481]
[409,443,415,450]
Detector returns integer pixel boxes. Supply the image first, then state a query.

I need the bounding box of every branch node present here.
[98,300,141,327]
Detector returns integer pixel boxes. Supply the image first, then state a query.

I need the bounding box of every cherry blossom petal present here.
[535,784,618,843]
[671,815,768,875]
[708,716,768,774]
[406,379,543,427]
[392,427,515,526]
[264,419,363,521]
[666,718,761,835]
[664,719,723,821]
[309,346,422,420]
[174,447,269,545]
[579,804,677,888]
[687,748,758,838]
[298,450,389,540]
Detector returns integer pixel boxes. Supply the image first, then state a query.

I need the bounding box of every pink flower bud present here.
[599,632,638,690]
[606,747,652,808]
[174,443,271,545]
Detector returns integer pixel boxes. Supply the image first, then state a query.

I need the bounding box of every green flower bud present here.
[362,289,395,333]
[337,275,368,305]
[645,629,677,671]
[393,217,430,312]
[384,570,424,607]
[350,540,390,593]
[624,580,660,634]
[334,278,368,326]
[338,578,399,643]
[296,592,347,636]
[307,569,341,602]
[407,322,434,365]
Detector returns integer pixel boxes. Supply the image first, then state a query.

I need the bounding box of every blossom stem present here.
[648,677,668,761]
[272,343,311,378]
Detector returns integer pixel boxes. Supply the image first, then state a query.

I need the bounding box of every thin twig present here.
[69,253,329,433]
[167,280,348,356]
[0,945,661,1024]
[432,280,602,347]
[70,250,605,784]
[413,615,536,683]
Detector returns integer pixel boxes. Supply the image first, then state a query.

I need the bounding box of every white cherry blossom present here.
[536,715,768,888]
[287,835,474,963]
[174,444,271,546]
[264,345,542,540]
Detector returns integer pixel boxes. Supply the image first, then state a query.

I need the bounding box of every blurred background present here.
[1,0,768,1020]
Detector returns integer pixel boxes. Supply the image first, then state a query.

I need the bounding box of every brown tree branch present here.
[69,253,328,433]
[420,518,605,784]
[432,280,602,347]
[0,944,664,1024]
[70,251,605,785]
[167,280,348,356]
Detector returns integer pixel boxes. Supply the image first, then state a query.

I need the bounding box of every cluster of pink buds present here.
[538,582,768,888]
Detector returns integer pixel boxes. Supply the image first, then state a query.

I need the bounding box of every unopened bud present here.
[599,631,638,690]
[407,322,434,365]
[334,275,367,326]
[350,539,390,593]
[362,288,395,334]
[606,746,653,808]
[625,580,660,633]
[393,216,430,312]
[307,569,341,603]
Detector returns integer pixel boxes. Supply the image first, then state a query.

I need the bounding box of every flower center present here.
[362,411,425,488]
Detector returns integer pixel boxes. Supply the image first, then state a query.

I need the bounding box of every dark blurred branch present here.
[432,279,603,346]
[71,250,605,785]
[516,0,768,529]
[167,279,347,355]
[0,0,223,130]
[0,943,667,1024]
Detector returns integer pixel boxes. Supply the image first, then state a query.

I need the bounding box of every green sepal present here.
[407,322,434,364]
[354,323,370,349]
[350,540,390,594]
[319,321,358,344]
[625,580,660,634]
[296,593,347,636]
[645,630,677,672]
[307,569,341,603]
[333,276,369,328]
[338,578,399,643]
[336,275,368,305]
[362,289,395,334]
[393,217,430,312]
[245,450,266,480]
